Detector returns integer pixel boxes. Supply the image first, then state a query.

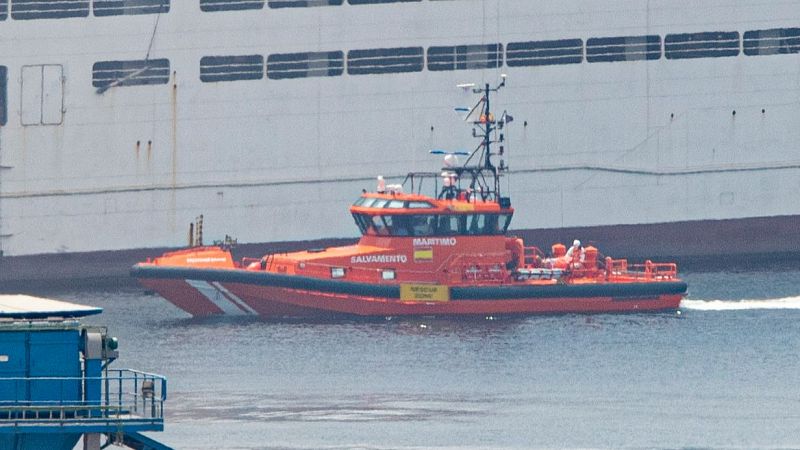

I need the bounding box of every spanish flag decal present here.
[413,248,433,262]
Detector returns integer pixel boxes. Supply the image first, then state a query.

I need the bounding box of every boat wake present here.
[682,296,800,311]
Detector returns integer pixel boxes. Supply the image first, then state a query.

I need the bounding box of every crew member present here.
[566,239,585,266]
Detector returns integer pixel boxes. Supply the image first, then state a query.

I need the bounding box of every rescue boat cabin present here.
[350,192,513,239]
[249,185,518,284]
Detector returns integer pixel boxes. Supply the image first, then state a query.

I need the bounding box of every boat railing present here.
[605,258,677,280]
[0,369,165,430]
[523,246,545,266]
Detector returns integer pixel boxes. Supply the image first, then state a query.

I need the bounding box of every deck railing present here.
[0,369,165,430]
[606,258,677,280]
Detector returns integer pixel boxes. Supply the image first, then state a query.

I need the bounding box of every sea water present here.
[49,265,800,449]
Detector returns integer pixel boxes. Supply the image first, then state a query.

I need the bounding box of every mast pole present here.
[484,83,492,171]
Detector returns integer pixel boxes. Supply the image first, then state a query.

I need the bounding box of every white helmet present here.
[573,240,581,247]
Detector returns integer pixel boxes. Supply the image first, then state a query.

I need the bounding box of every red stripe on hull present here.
[138,278,225,316]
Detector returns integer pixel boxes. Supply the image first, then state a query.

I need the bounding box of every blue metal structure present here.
[0,295,171,450]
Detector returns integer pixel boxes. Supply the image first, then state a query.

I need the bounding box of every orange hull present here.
[134,266,685,318]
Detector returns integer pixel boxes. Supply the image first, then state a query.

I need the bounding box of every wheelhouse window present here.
[352,197,434,209]
[352,213,512,236]
[437,215,465,236]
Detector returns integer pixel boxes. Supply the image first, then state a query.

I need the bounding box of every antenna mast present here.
[461,74,511,201]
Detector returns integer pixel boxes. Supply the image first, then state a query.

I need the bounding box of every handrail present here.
[0,369,166,426]
[604,258,677,280]
[522,246,545,265]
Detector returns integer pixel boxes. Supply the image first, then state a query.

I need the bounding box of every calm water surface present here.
[44,266,800,449]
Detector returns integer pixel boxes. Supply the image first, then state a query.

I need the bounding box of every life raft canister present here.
[505,237,525,269]
[551,243,566,257]
[584,245,598,267]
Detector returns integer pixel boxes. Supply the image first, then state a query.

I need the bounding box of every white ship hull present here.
[1,0,799,258]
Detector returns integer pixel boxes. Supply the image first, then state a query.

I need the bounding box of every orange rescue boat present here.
[132,79,687,318]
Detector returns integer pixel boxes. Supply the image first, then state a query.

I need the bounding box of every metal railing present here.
[0,369,165,430]
[605,258,677,280]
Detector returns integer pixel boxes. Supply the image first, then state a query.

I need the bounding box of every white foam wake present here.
[682,296,800,311]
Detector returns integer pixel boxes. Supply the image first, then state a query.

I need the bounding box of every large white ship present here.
[1,0,799,282]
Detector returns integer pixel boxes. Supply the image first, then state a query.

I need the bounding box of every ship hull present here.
[133,266,686,318]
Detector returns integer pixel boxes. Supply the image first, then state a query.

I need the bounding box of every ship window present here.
[664,31,740,59]
[743,28,800,56]
[499,214,512,233]
[0,1,6,20]
[347,47,424,75]
[586,35,661,63]
[385,200,405,209]
[427,44,503,71]
[506,39,583,67]
[200,0,264,11]
[371,215,390,235]
[407,201,434,209]
[330,267,345,278]
[11,0,90,20]
[352,213,368,234]
[0,66,6,126]
[407,215,434,236]
[354,213,511,237]
[200,55,264,82]
[360,198,377,208]
[355,213,380,235]
[268,0,342,8]
[94,0,169,16]
[390,215,411,235]
[371,199,389,208]
[267,51,344,80]
[348,0,420,4]
[381,269,396,281]
[437,215,466,236]
[353,197,367,207]
[463,214,509,235]
[466,214,490,235]
[383,215,411,236]
[92,59,170,89]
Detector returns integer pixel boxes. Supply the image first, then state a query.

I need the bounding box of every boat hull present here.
[133,266,686,318]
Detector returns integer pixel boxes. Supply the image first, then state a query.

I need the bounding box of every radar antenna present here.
[403,75,513,204]
[444,75,513,202]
